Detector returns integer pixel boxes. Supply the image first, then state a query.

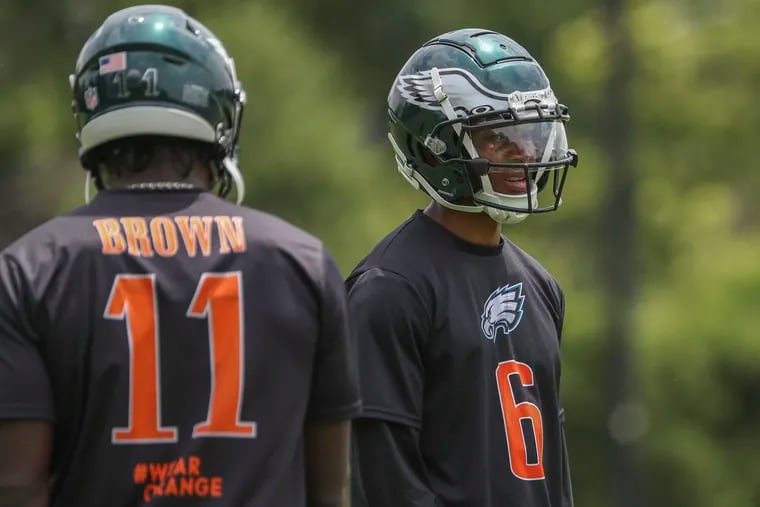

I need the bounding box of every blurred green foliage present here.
[1,0,758,505]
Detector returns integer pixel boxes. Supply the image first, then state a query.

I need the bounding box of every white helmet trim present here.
[79,106,216,156]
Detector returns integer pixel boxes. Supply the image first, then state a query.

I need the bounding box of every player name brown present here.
[92,216,246,257]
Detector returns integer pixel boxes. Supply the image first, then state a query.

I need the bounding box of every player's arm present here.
[0,421,52,507]
[347,268,437,506]
[305,420,351,507]
[0,254,55,507]
[304,250,362,507]
[559,409,574,507]
[553,282,574,507]
[351,419,437,507]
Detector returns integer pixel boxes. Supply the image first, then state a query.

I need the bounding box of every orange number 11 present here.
[105,272,256,444]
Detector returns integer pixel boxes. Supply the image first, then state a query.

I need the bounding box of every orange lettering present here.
[143,484,158,502]
[215,216,246,254]
[175,216,213,257]
[150,217,178,257]
[149,463,169,482]
[93,218,126,254]
[120,218,153,257]
[179,477,194,496]
[136,457,222,501]
[210,477,223,497]
[188,456,201,476]
[164,477,179,495]
[133,462,148,484]
[172,457,186,476]
[195,477,209,496]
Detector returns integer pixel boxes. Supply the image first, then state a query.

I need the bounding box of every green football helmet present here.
[388,29,578,224]
[70,4,246,203]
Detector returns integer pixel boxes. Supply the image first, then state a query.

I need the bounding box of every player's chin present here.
[491,180,528,196]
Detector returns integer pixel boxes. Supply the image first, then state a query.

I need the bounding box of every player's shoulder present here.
[2,214,80,259]
[502,236,564,307]
[348,213,433,283]
[237,205,324,257]
[346,216,439,313]
[0,213,87,289]
[188,193,323,253]
[503,237,559,282]
[209,199,335,288]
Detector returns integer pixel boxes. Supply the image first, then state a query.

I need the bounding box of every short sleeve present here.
[305,249,361,422]
[347,268,430,429]
[0,254,53,421]
[553,279,565,343]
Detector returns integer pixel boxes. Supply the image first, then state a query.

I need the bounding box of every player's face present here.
[470,125,539,196]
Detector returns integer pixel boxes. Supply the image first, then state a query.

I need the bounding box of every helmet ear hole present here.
[414,141,440,167]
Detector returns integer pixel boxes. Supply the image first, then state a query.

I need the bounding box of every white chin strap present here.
[84,171,93,204]
[223,156,245,205]
[430,68,479,159]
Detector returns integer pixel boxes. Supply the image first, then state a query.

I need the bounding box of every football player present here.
[0,5,359,507]
[348,29,577,506]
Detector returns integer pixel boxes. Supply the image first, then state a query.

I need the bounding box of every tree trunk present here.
[597,0,646,505]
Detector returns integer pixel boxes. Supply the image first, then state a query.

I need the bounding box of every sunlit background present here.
[1,1,758,505]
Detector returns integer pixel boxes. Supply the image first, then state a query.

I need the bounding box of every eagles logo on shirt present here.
[480,283,525,340]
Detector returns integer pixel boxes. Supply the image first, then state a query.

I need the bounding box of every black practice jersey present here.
[347,211,573,507]
[0,189,360,506]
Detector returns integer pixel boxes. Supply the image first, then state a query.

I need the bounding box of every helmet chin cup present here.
[476,175,539,225]
[486,207,528,225]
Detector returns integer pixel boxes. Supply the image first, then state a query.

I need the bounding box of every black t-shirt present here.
[0,189,360,507]
[347,211,573,507]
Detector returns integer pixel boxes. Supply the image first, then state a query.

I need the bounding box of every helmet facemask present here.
[425,67,578,224]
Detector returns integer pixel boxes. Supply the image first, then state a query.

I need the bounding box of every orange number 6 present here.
[105,272,256,444]
[495,360,544,480]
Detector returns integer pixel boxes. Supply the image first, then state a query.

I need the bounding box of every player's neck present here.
[423,202,502,247]
[109,162,213,190]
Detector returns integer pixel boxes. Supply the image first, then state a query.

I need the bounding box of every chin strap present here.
[84,171,93,203]
[222,157,245,205]
[430,67,479,159]
[535,121,559,184]
[430,67,534,225]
